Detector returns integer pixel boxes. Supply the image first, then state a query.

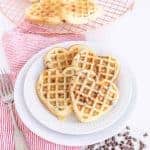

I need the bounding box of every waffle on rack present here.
[25,0,103,25]
[36,44,120,122]
[62,0,103,24]
[26,0,65,25]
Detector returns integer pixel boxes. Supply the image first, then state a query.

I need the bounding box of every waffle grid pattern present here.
[37,69,72,115]
[71,70,118,122]
[0,0,133,33]
[73,51,119,81]
[98,56,119,81]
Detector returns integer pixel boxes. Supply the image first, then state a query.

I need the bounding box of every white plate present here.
[14,41,137,146]
[23,41,134,135]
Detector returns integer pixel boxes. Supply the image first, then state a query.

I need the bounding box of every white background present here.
[0,0,150,148]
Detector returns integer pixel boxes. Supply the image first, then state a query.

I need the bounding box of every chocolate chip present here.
[111,136,115,141]
[117,133,121,137]
[139,140,146,149]
[86,127,147,150]
[132,137,137,142]
[87,145,95,149]
[126,126,130,130]
[143,132,148,137]
[123,132,129,137]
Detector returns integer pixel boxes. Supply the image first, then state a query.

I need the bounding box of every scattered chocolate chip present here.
[111,136,115,141]
[128,136,132,140]
[85,127,147,150]
[126,126,130,130]
[87,145,95,149]
[123,132,129,137]
[143,132,148,137]
[117,133,122,137]
[139,140,146,150]
[132,137,137,142]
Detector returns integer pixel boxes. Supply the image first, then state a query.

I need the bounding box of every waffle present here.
[25,0,64,25]
[36,67,77,119]
[44,47,70,71]
[70,70,119,122]
[72,50,119,81]
[67,44,91,64]
[62,0,103,24]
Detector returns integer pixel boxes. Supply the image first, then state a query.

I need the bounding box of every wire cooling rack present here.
[0,0,134,33]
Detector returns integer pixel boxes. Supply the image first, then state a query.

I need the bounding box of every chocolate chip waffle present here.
[62,0,103,24]
[36,67,76,120]
[71,70,119,122]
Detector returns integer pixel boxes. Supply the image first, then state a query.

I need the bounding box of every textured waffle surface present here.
[36,68,76,119]
[73,50,119,81]
[62,0,103,24]
[71,70,119,122]
[26,0,65,25]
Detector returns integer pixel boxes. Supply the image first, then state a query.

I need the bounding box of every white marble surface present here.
[0,0,150,148]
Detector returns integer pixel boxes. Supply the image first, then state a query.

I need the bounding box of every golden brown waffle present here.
[62,0,103,24]
[67,44,91,65]
[36,67,76,119]
[72,50,119,81]
[44,47,70,71]
[71,70,119,122]
[25,0,64,25]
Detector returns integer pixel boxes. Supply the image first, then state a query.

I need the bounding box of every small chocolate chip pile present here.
[85,126,148,150]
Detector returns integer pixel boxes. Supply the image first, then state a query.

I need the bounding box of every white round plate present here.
[14,41,136,146]
[23,41,134,135]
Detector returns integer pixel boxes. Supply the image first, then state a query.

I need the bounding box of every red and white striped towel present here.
[0,21,85,150]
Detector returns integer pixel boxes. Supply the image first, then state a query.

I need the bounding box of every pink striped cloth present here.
[0,21,85,150]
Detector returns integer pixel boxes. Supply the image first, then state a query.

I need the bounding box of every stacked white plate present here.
[14,41,136,146]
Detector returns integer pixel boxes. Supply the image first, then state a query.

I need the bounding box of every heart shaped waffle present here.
[72,50,119,81]
[62,0,103,24]
[36,67,77,119]
[71,70,119,122]
[25,0,64,25]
